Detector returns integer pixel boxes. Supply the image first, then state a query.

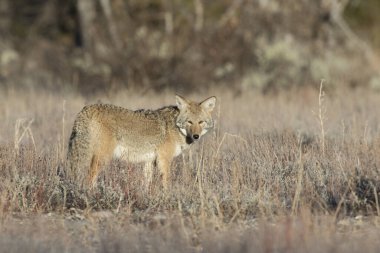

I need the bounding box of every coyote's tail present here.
[66,107,94,187]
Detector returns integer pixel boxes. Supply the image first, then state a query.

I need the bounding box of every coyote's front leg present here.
[157,146,174,190]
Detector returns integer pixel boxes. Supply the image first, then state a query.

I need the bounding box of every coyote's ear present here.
[200,96,216,113]
[176,95,189,110]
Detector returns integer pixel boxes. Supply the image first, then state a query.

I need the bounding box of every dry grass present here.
[1,86,380,252]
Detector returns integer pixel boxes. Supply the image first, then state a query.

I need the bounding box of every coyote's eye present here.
[187,121,193,124]
[199,121,204,124]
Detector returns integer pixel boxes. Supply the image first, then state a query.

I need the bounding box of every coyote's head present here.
[175,95,216,144]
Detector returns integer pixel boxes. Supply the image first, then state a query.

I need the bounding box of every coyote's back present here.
[66,95,216,189]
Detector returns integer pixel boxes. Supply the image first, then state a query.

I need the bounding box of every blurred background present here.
[0,0,379,95]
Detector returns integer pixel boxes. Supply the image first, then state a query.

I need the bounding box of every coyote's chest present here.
[113,141,189,163]
[113,145,156,163]
[174,143,190,157]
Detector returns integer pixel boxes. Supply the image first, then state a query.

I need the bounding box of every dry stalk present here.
[317,80,326,156]
[334,185,350,221]
[216,97,221,142]
[210,132,248,179]
[116,189,124,213]
[61,100,66,162]
[213,195,223,220]
[374,186,380,216]
[215,133,248,158]
[291,138,304,215]
[14,118,36,155]
[195,143,206,227]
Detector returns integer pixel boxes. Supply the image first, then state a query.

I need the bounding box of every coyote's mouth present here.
[186,136,195,144]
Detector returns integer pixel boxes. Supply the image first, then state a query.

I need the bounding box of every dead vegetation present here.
[1,86,380,252]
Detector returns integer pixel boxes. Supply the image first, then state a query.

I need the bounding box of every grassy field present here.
[1,86,380,252]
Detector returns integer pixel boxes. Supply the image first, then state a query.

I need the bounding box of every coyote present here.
[66,95,216,189]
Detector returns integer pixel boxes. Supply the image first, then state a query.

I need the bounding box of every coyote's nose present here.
[193,134,199,140]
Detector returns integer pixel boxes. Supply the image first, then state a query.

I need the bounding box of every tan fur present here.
[66,95,216,189]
